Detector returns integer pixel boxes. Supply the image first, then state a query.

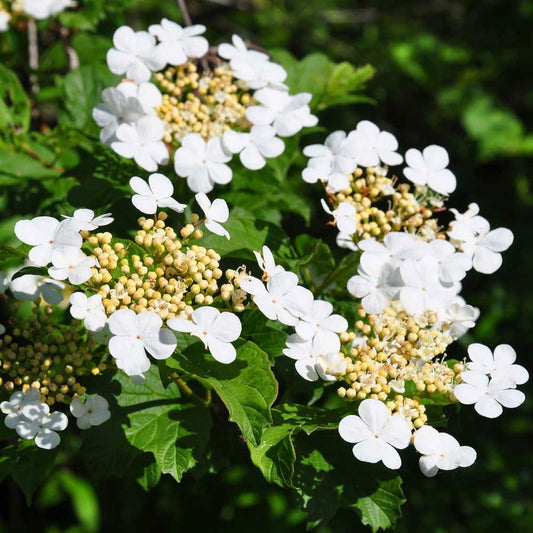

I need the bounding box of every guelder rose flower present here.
[69,292,107,332]
[222,125,284,170]
[253,245,285,280]
[62,209,113,232]
[1,388,41,429]
[48,249,99,285]
[70,395,111,429]
[10,274,65,305]
[167,307,241,364]
[14,216,82,267]
[106,26,166,82]
[22,0,75,20]
[108,309,177,376]
[347,264,397,315]
[149,19,208,65]
[414,426,476,477]
[295,299,348,347]
[195,193,230,239]
[111,116,169,172]
[130,173,186,214]
[245,88,318,137]
[218,34,287,90]
[465,343,529,386]
[321,200,357,236]
[239,271,312,326]
[454,372,525,418]
[403,145,457,195]
[14,401,68,450]
[338,399,411,469]
[346,120,403,167]
[174,133,232,193]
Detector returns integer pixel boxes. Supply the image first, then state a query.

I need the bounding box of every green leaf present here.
[137,461,162,491]
[167,340,278,446]
[7,440,59,504]
[355,477,406,532]
[58,65,118,134]
[0,245,27,261]
[0,146,62,183]
[249,404,343,488]
[114,365,212,482]
[0,64,31,133]
[198,216,286,259]
[240,309,287,359]
[10,265,48,281]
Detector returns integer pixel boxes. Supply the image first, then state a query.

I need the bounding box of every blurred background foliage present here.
[0,0,531,531]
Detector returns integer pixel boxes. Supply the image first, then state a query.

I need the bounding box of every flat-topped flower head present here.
[112,116,169,172]
[414,426,476,477]
[69,292,107,332]
[346,120,403,167]
[338,399,411,469]
[174,134,233,193]
[108,309,177,376]
[466,343,529,385]
[195,193,230,239]
[107,25,166,82]
[70,395,111,429]
[130,173,186,214]
[403,145,457,195]
[454,372,525,418]
[167,306,241,364]
[149,19,208,65]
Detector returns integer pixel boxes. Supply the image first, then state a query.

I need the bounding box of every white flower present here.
[92,87,145,145]
[302,131,357,191]
[174,133,232,193]
[167,306,241,364]
[14,401,68,450]
[111,116,169,172]
[218,34,286,89]
[283,334,341,382]
[1,388,41,429]
[338,399,411,469]
[413,426,476,477]
[358,232,426,273]
[239,271,312,326]
[62,209,113,232]
[454,372,525,418]
[69,292,107,332]
[116,81,163,113]
[106,25,166,82]
[336,232,357,251]
[10,274,65,305]
[222,125,284,170]
[403,145,457,195]
[449,215,513,275]
[316,352,348,381]
[399,257,456,315]
[295,299,348,347]
[427,239,472,283]
[347,264,397,315]
[70,395,111,429]
[14,216,82,267]
[346,120,403,167]
[130,173,186,214]
[48,248,98,285]
[108,309,177,376]
[465,343,529,386]
[253,245,285,280]
[195,193,230,239]
[245,88,318,137]
[22,0,75,20]
[321,200,357,235]
[149,19,208,65]
[439,301,478,338]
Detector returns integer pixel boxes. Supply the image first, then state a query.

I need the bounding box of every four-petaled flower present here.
[130,173,186,214]
[70,395,111,429]
[338,399,411,469]
[69,292,107,332]
[167,307,242,364]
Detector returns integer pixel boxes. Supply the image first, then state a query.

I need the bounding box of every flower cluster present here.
[94,20,317,191]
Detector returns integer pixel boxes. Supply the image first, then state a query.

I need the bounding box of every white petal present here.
[338,415,372,443]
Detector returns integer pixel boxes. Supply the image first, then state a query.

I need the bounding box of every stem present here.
[27,19,40,97]
[60,26,79,70]
[176,0,193,26]
[177,378,208,406]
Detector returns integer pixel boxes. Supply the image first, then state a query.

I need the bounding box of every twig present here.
[176,0,193,26]
[27,19,40,97]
